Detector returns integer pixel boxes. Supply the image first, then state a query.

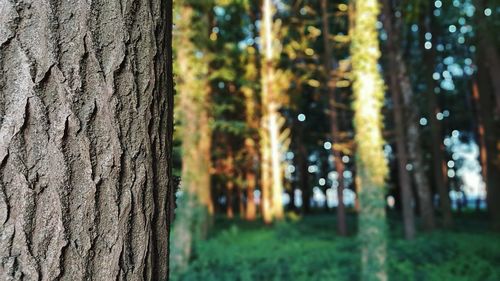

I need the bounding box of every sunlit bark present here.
[260,0,284,222]
[351,0,389,279]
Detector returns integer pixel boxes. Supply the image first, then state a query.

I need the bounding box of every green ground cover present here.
[172,213,500,281]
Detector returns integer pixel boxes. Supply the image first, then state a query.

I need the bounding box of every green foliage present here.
[172,216,500,281]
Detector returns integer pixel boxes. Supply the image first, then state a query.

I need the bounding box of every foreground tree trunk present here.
[0,0,174,279]
[351,0,389,279]
[320,0,347,236]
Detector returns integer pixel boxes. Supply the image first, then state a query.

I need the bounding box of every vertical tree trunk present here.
[476,58,500,231]
[245,170,257,220]
[420,10,454,228]
[382,24,416,240]
[170,0,213,273]
[476,0,500,117]
[297,140,311,213]
[0,0,174,279]
[351,0,389,279]
[260,0,284,222]
[381,0,434,235]
[320,0,347,236]
[226,181,235,219]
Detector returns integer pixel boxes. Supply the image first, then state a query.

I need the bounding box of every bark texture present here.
[0,0,174,280]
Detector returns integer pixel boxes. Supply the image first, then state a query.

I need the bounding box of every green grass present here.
[172,212,500,281]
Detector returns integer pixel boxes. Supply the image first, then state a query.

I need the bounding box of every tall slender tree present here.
[474,0,500,231]
[260,0,285,221]
[382,0,436,236]
[0,0,174,279]
[351,0,389,279]
[320,0,348,236]
[420,8,454,228]
[171,0,214,273]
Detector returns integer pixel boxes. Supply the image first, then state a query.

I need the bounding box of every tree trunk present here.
[421,10,454,228]
[320,0,347,236]
[381,0,434,235]
[245,170,257,221]
[226,181,234,219]
[170,1,213,273]
[476,57,500,231]
[351,0,389,279]
[476,0,500,117]
[0,0,174,279]
[297,141,311,213]
[260,0,284,222]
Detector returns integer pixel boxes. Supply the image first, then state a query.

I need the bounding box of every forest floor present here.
[172,211,500,281]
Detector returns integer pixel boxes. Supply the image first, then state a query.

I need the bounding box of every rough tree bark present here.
[320,0,347,236]
[0,0,174,280]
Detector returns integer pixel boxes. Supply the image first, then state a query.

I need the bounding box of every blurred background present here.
[169,0,500,280]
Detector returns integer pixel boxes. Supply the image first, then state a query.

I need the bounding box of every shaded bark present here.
[297,139,311,213]
[0,0,174,279]
[476,59,500,231]
[381,0,435,234]
[320,0,347,236]
[420,10,454,228]
[476,0,500,116]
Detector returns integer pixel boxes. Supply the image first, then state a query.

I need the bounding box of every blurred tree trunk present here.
[171,0,214,273]
[297,136,311,213]
[245,169,257,220]
[475,0,500,231]
[383,30,416,240]
[320,0,347,236]
[476,0,500,116]
[242,25,259,221]
[476,57,500,231]
[261,0,284,222]
[420,9,454,228]
[0,0,174,279]
[381,0,435,234]
[226,181,235,219]
[351,0,389,279]
[238,185,245,218]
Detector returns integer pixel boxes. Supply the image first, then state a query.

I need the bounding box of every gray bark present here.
[0,0,174,280]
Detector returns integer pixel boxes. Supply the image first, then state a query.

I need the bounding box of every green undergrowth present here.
[171,213,500,281]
